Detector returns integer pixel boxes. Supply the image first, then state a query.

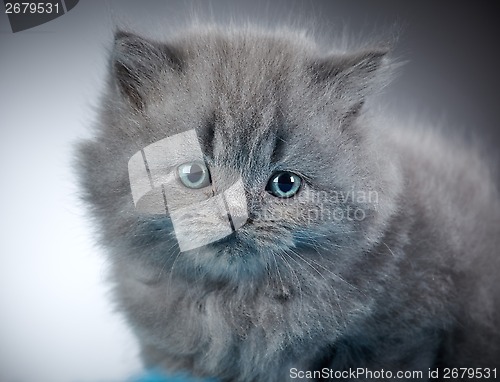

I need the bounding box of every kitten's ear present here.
[309,48,390,116]
[112,30,182,111]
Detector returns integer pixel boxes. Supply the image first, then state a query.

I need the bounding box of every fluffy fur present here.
[76,24,500,381]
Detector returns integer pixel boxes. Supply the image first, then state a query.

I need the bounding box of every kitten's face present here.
[81,28,393,284]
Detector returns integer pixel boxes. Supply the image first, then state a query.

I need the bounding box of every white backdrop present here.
[0,3,141,382]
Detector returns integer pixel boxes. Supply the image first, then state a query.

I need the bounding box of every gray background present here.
[1,1,498,381]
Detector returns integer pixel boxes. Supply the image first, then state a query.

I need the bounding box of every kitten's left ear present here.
[309,48,390,117]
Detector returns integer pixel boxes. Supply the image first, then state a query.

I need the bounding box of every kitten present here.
[75,24,500,381]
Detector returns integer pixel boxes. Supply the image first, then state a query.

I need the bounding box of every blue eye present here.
[266,171,302,198]
[177,162,211,189]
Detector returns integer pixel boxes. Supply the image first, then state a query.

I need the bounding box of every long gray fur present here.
[75,23,500,381]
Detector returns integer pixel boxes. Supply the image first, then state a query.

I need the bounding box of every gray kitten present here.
[76,24,500,381]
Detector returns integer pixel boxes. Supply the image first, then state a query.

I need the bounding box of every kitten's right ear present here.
[112,30,183,111]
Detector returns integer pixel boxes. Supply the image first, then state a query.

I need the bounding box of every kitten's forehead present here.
[183,34,304,174]
[142,31,339,183]
[198,102,284,178]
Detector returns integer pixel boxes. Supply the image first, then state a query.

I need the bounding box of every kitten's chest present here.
[118,264,345,380]
[189,293,320,381]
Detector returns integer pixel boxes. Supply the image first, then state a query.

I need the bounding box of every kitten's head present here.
[77,25,400,285]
